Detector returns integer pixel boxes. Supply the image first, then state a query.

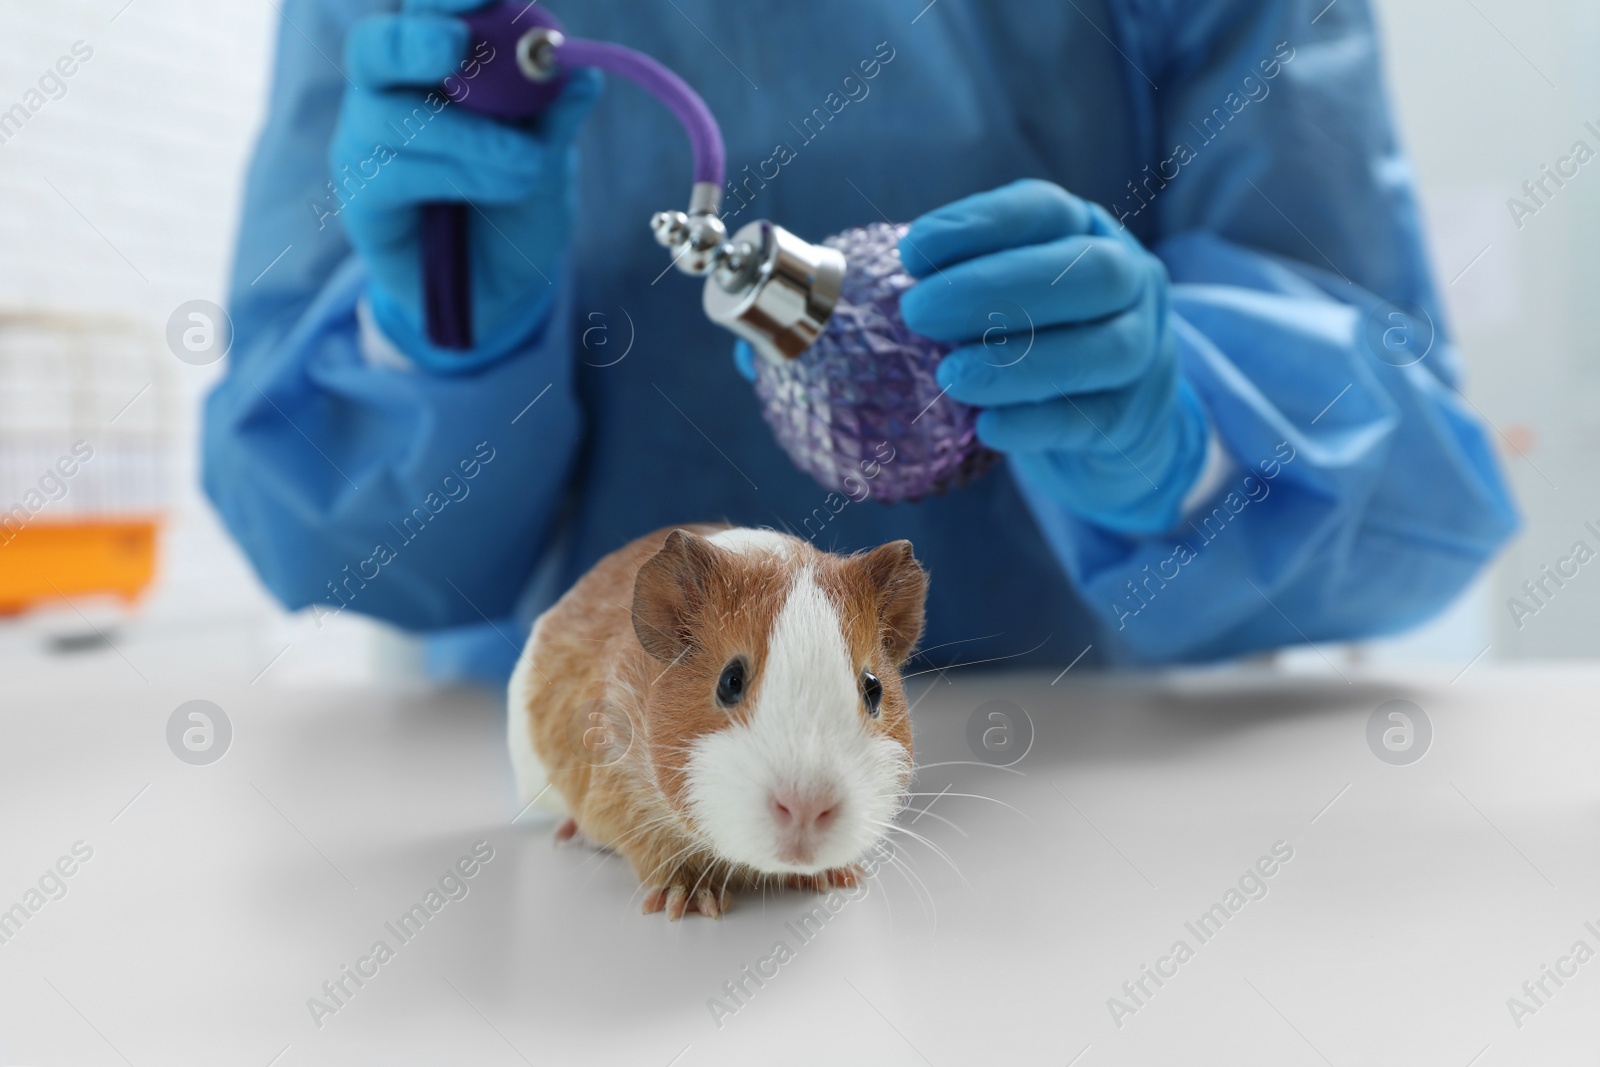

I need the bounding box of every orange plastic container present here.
[0,312,170,617]
[0,518,161,615]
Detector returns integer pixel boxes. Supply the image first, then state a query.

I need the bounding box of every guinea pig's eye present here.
[861,671,883,718]
[716,658,748,708]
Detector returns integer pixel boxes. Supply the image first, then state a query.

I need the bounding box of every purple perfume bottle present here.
[425,4,995,502]
[656,206,997,505]
[745,223,996,503]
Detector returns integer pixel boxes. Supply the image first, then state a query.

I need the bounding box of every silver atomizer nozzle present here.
[649,183,727,274]
[651,185,844,364]
[702,221,843,363]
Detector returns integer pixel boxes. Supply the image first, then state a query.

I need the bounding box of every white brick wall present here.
[0,0,397,685]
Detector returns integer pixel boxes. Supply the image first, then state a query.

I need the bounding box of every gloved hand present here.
[331,0,602,371]
[897,179,1209,534]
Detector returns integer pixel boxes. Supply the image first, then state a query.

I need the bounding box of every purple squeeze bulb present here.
[434,4,995,502]
[747,223,996,503]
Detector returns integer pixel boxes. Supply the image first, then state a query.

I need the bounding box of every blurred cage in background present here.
[0,312,172,616]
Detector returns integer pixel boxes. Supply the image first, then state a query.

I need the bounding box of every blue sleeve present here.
[1016,0,1518,661]
[201,0,583,630]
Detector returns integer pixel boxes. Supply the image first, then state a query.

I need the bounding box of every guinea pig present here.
[507,524,928,919]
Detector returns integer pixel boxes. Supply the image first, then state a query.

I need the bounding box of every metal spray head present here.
[651,185,844,365]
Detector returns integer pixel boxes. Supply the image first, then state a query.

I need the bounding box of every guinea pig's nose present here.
[770,788,840,835]
[771,787,839,867]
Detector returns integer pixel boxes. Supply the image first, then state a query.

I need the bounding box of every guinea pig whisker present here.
[652,832,716,876]
[867,819,968,886]
[897,631,1053,680]
[861,851,897,935]
[909,759,1026,777]
[880,850,938,929]
[905,681,953,718]
[578,834,642,878]
[683,863,720,911]
[625,838,714,913]
[574,810,691,883]
[653,758,704,799]
[884,828,968,890]
[628,848,694,900]
[895,805,969,838]
[587,811,681,855]
[903,630,1003,665]
[898,791,1037,826]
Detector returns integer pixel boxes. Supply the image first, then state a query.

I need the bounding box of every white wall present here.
[1373,0,1600,659]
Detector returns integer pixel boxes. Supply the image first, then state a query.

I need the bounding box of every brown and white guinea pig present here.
[507,524,928,920]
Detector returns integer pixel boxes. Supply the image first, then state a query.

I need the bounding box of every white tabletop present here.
[1,662,1595,1066]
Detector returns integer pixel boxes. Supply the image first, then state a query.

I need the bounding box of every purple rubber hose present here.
[422,3,725,349]
[553,38,724,187]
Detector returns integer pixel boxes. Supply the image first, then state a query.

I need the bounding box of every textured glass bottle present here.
[749,223,996,504]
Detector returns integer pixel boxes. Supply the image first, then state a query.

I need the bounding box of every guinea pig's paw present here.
[787,864,864,893]
[553,817,602,851]
[643,880,732,921]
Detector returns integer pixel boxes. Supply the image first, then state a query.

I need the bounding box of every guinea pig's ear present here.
[851,539,928,663]
[632,529,721,661]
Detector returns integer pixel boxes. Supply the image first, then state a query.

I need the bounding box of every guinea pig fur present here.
[507,525,928,920]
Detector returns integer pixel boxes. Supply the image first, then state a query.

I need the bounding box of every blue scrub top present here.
[204,0,1518,685]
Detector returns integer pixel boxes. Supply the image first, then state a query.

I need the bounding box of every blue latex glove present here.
[332,0,601,371]
[733,338,758,382]
[897,179,1208,535]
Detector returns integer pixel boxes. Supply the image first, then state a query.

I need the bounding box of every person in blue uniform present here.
[203,0,1518,684]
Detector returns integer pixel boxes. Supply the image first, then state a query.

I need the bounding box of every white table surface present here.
[1,661,1596,1066]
